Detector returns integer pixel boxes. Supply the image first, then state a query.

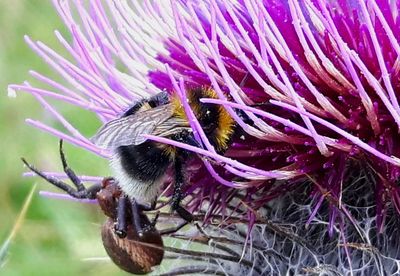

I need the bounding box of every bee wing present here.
[91,104,174,150]
[153,117,191,137]
[91,118,156,150]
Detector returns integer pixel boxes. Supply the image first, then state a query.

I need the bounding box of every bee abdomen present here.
[118,142,171,182]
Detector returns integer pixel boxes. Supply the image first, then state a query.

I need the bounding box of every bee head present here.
[172,87,236,153]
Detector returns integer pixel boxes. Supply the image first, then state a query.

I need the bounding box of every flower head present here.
[10,0,400,274]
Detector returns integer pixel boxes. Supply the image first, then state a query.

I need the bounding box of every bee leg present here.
[172,158,193,222]
[114,195,128,238]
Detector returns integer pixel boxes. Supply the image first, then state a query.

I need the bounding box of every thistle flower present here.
[10,0,400,274]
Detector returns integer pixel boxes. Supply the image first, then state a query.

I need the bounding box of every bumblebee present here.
[91,87,236,229]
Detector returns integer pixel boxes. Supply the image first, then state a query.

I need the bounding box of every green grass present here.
[0,1,128,275]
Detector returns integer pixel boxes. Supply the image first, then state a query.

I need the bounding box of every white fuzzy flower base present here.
[154,169,399,276]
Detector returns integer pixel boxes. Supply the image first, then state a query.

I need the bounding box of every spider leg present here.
[137,200,156,212]
[114,195,128,238]
[149,211,160,227]
[131,199,146,237]
[159,220,189,235]
[21,140,101,199]
[21,157,93,198]
[59,140,85,192]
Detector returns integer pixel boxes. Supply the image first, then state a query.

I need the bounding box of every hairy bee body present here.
[92,88,236,206]
[110,141,172,205]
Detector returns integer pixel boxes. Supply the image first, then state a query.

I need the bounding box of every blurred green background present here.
[0,1,129,275]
